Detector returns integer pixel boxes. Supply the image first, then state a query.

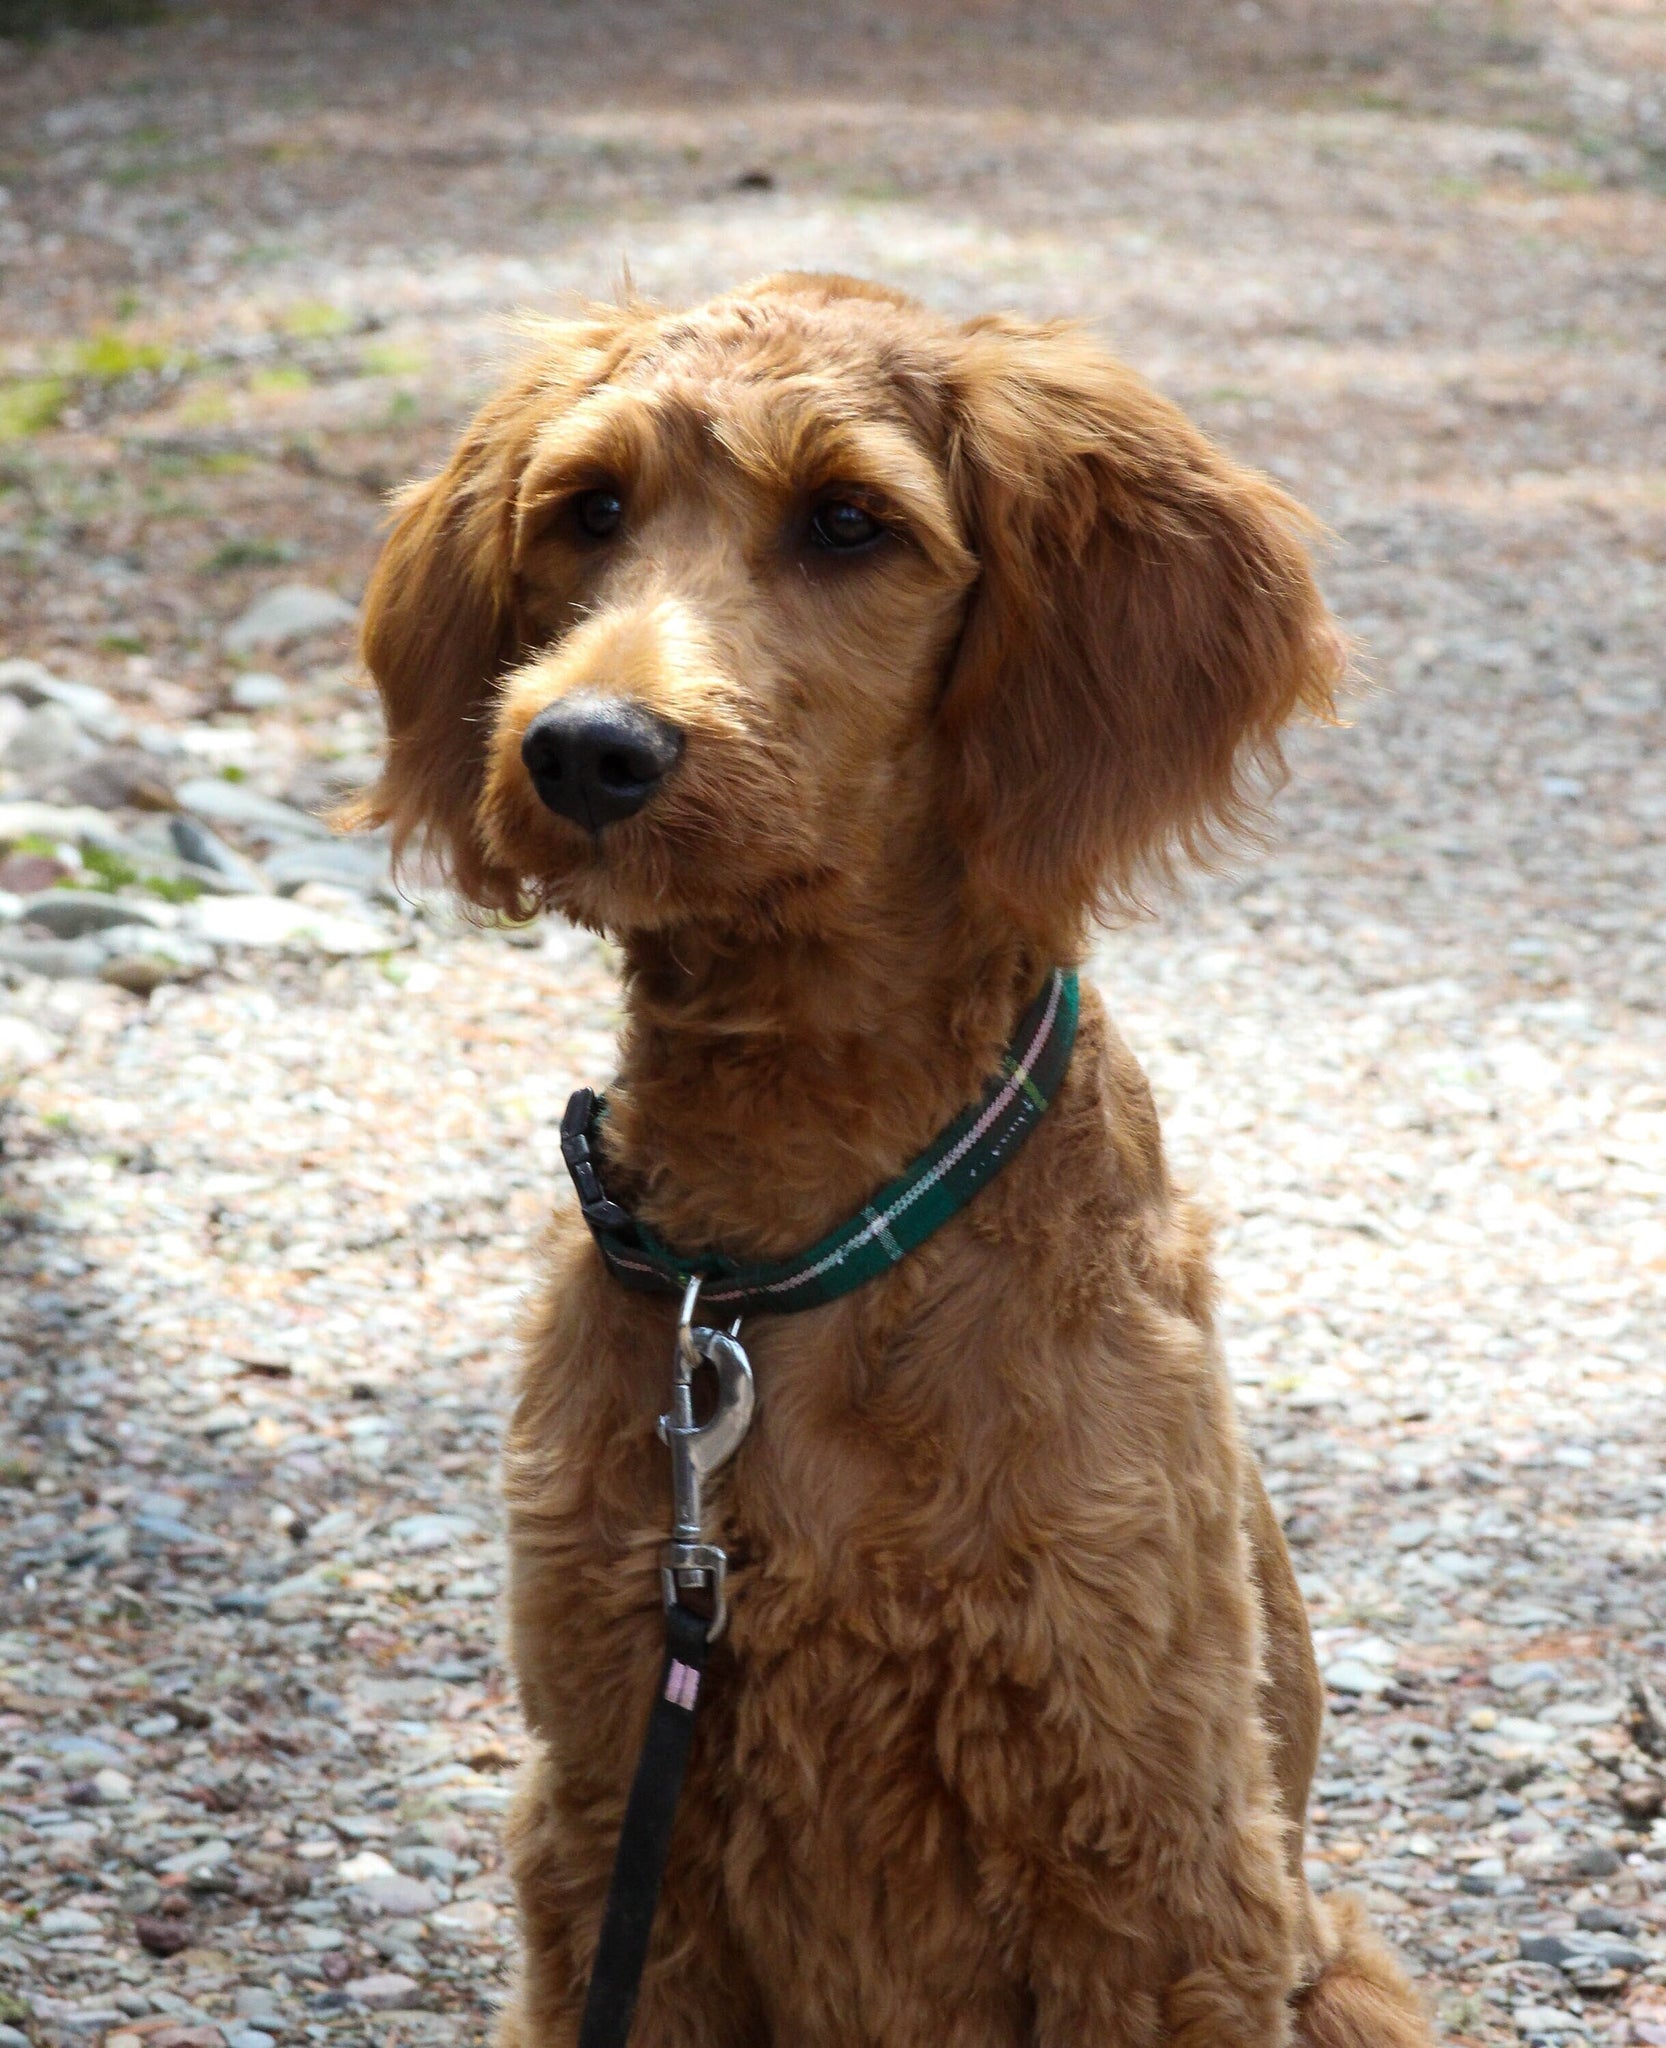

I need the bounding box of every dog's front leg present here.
[498,1746,766,2048]
[1021,1805,1300,2048]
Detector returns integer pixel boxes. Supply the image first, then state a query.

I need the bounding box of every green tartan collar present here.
[560,968,1079,1318]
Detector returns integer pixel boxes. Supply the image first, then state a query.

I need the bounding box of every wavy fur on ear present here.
[348,311,644,911]
[938,317,1344,953]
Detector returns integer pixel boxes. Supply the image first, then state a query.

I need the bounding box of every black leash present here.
[577,1281,753,2047]
[576,1602,713,2048]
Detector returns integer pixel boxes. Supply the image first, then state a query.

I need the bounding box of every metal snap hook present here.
[656,1275,754,1638]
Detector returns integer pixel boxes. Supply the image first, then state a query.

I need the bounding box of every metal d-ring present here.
[656,1275,754,1637]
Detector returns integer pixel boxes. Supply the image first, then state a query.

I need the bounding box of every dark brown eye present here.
[809,500,883,552]
[575,489,623,540]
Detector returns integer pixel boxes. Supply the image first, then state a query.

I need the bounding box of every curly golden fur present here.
[357,273,1432,2047]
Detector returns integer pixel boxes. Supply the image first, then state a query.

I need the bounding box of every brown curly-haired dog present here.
[356,274,1433,2048]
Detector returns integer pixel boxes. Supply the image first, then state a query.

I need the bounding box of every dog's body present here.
[358,275,1433,2046]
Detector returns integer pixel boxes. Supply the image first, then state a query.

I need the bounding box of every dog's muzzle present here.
[520,694,685,832]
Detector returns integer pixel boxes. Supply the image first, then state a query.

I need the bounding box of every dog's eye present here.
[574,489,624,541]
[809,500,884,552]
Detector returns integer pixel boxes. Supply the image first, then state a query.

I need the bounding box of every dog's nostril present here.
[519,696,684,833]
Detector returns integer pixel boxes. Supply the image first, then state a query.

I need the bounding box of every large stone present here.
[186,893,398,955]
[0,932,109,980]
[1511,2005,1585,2039]
[39,1906,103,1936]
[0,800,140,853]
[223,584,356,655]
[19,891,177,938]
[348,1875,437,1919]
[4,701,99,775]
[176,777,332,843]
[1323,1657,1390,1697]
[162,815,270,888]
[344,1974,421,2012]
[227,671,290,711]
[0,658,128,740]
[57,747,178,812]
[155,1836,233,1876]
[0,1016,61,1072]
[40,1732,126,1769]
[264,836,392,899]
[388,1512,476,1554]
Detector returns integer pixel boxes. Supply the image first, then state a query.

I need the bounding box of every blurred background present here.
[1,5,1663,2046]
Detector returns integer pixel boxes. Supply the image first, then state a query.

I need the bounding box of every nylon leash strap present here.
[576,1603,712,2048]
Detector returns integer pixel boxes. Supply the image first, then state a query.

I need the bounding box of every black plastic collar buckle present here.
[560,1089,636,1234]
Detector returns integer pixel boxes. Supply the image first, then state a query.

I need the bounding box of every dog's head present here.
[356,275,1340,958]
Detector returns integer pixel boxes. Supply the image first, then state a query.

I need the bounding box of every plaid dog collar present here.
[561,968,1080,1318]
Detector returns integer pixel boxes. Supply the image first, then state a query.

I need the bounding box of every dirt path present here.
[1,4,1664,2045]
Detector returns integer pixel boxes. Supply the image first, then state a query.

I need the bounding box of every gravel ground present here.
[1,4,1663,2046]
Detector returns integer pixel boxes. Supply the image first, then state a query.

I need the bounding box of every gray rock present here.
[225,2032,276,2048]
[1577,1906,1638,1934]
[0,2026,32,2048]
[41,1733,126,1769]
[0,1014,60,1070]
[0,799,134,851]
[223,584,356,655]
[161,814,271,888]
[349,1874,437,1919]
[228,670,291,711]
[1492,1660,1562,1691]
[0,658,128,741]
[177,777,332,842]
[19,891,176,938]
[264,836,392,899]
[40,1906,103,1936]
[0,694,26,755]
[1520,1931,1650,1972]
[1323,1657,1390,1696]
[212,1587,271,1615]
[155,1835,232,1875]
[131,1509,215,1546]
[1571,1845,1623,1876]
[0,932,110,980]
[57,747,179,812]
[5,700,100,774]
[187,892,399,956]
[388,1512,476,1553]
[344,1973,421,2011]
[1512,2006,1585,2039]
[393,1844,458,1881]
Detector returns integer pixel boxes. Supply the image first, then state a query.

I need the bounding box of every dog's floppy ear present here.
[350,314,636,911]
[937,317,1343,953]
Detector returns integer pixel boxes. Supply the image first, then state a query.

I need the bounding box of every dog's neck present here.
[600,905,1043,1263]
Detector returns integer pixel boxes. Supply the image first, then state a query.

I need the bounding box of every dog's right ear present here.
[349,315,636,911]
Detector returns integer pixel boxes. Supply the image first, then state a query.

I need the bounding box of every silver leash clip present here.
[656,1274,754,1639]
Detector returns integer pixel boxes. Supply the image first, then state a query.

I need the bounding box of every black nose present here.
[519,696,685,832]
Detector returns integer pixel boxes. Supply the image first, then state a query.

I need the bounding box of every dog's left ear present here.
[348,311,641,911]
[936,317,1343,952]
